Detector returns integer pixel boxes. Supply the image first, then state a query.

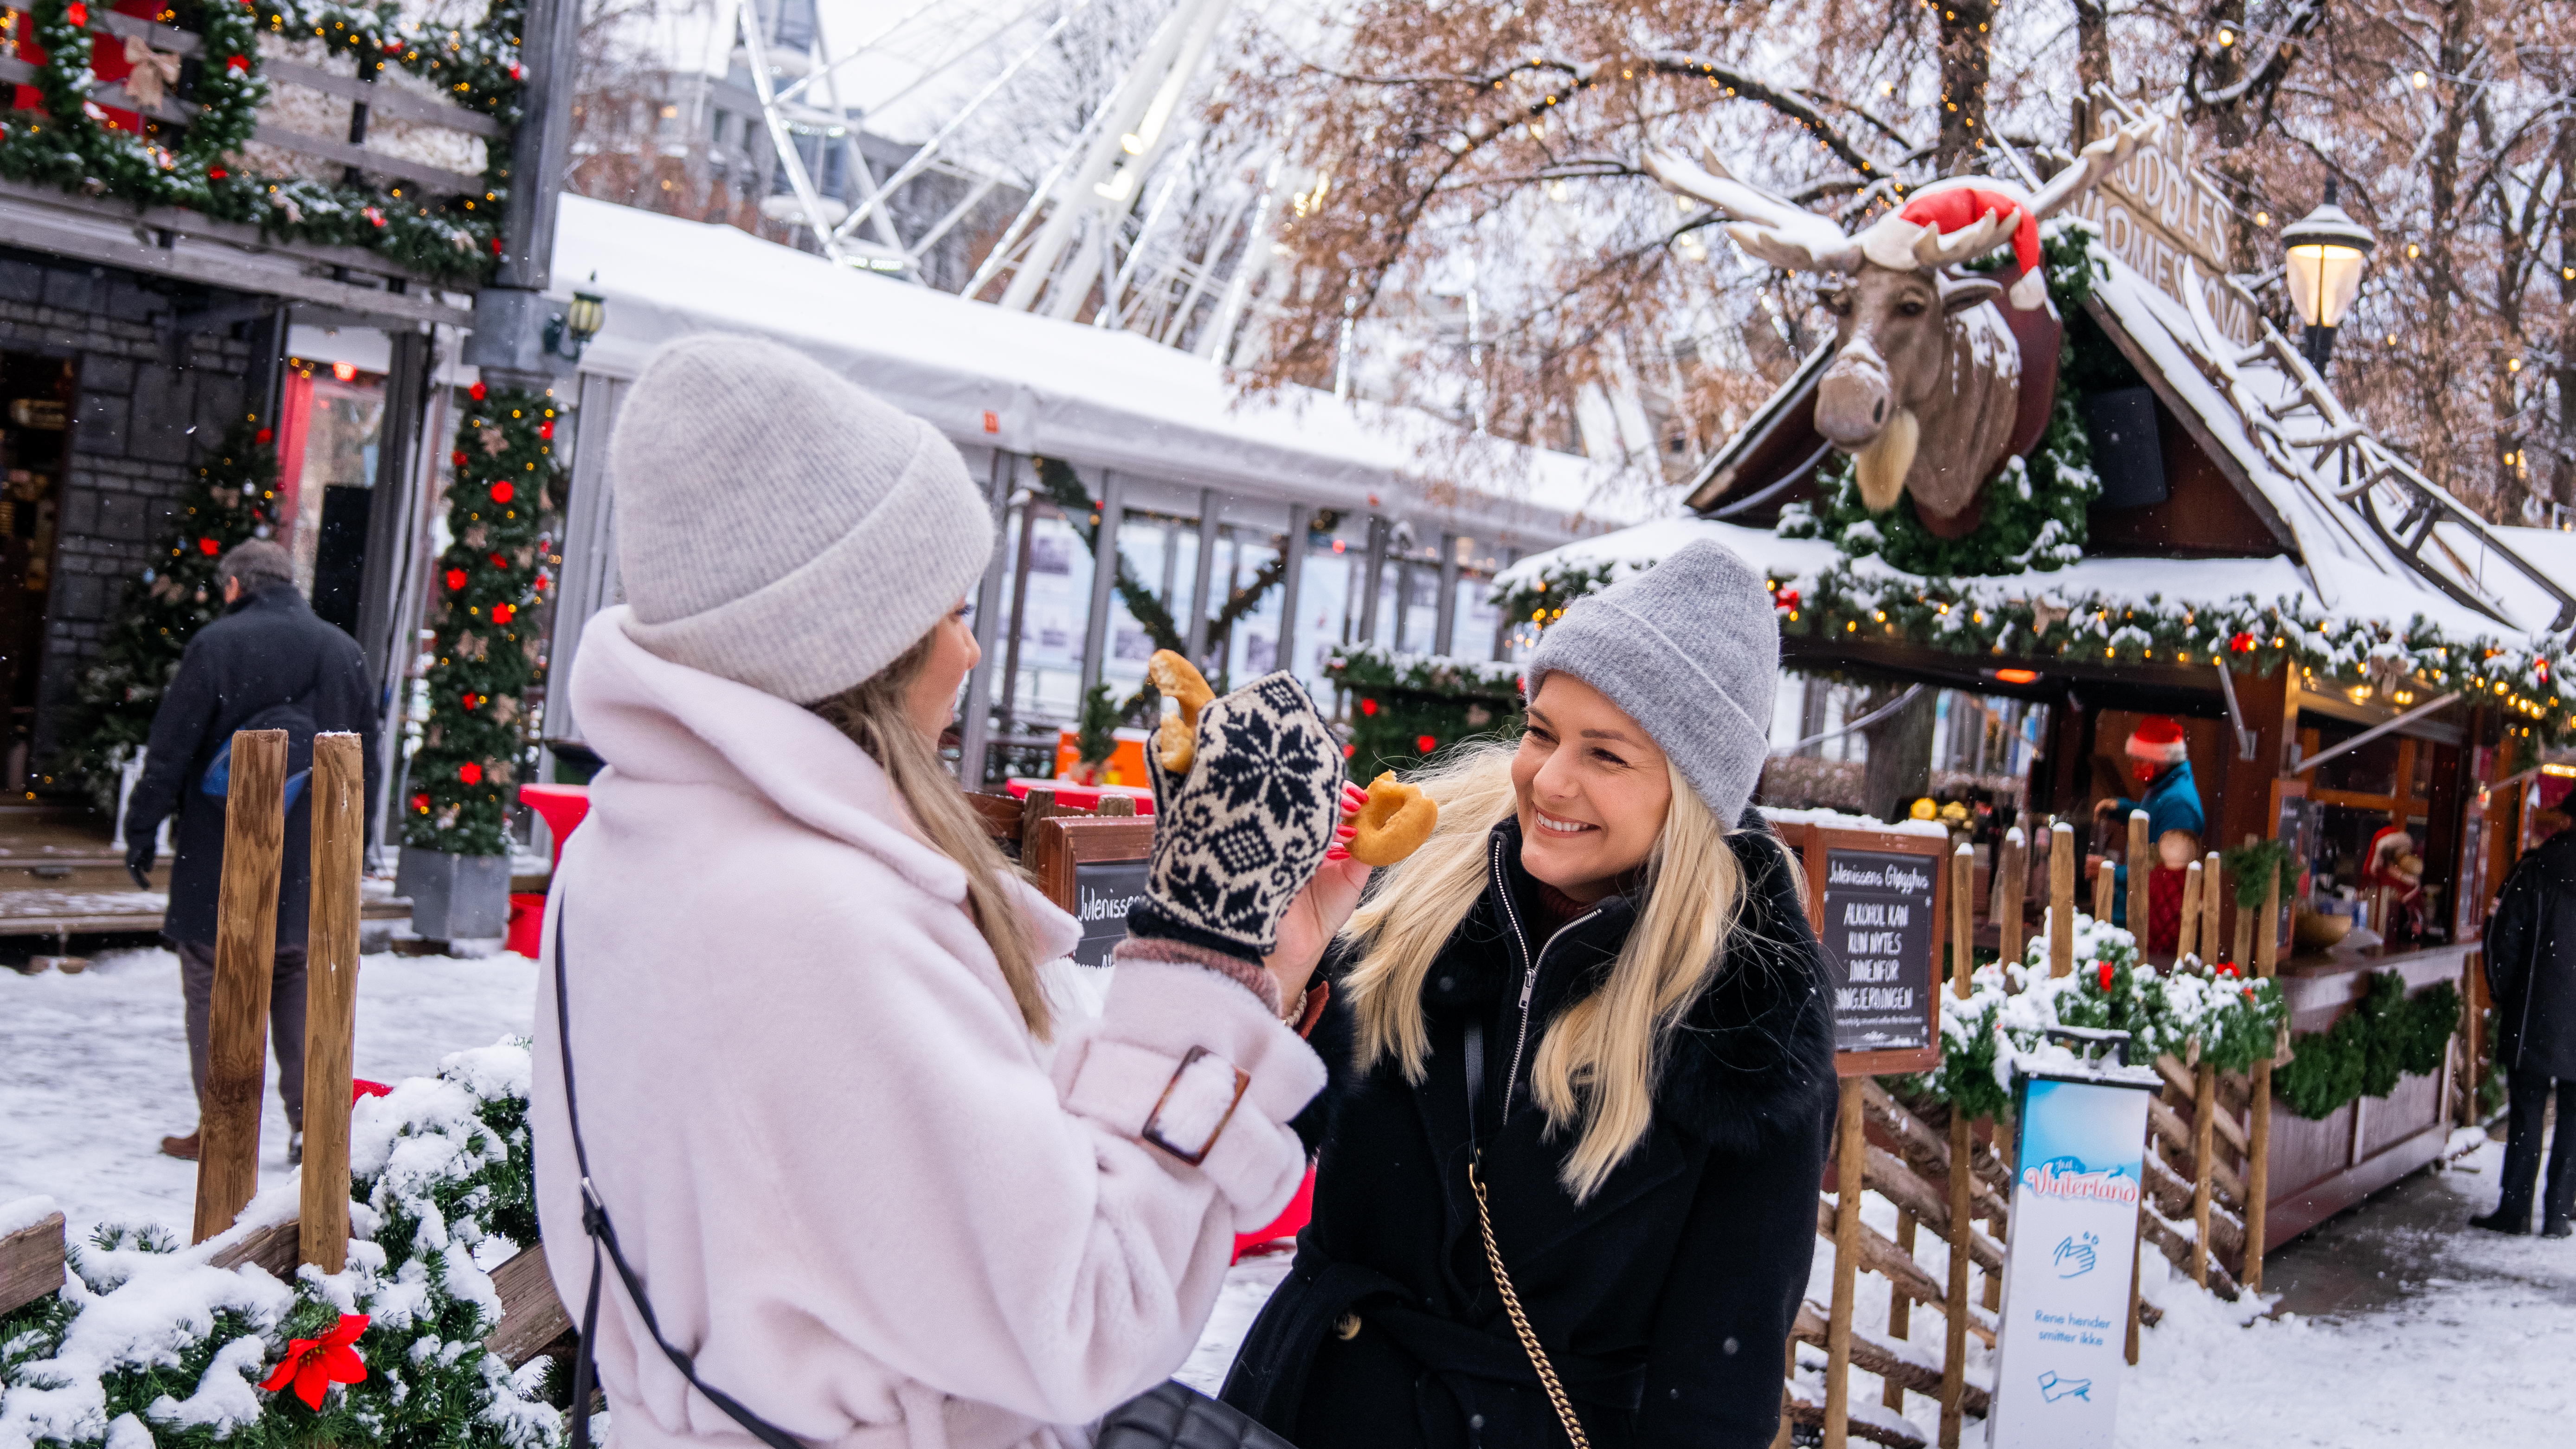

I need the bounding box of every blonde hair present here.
[1342,743,1746,1200]
[809,633,1050,1040]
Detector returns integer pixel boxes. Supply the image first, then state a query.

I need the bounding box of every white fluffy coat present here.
[530,609,1324,1449]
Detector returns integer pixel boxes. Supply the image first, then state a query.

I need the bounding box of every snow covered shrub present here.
[1903,909,2286,1121]
[0,1042,560,1449]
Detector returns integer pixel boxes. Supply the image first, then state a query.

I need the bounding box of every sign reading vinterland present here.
[1987,1070,2157,1448]
[1796,824,1948,1077]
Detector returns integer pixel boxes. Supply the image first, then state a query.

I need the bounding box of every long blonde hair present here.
[809,632,1050,1040]
[1342,743,1746,1200]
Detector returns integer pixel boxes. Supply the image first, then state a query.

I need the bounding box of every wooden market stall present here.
[1496,115,2570,1281]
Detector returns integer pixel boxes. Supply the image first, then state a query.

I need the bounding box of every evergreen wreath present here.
[0,1042,560,1449]
[50,413,284,807]
[1323,644,1522,781]
[0,0,525,283]
[1776,222,2106,577]
[402,382,559,859]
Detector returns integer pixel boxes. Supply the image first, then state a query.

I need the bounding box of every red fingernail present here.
[1325,846,1349,861]
[1335,825,1357,840]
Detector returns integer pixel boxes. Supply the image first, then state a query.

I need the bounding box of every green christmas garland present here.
[49,412,285,806]
[403,381,559,858]
[0,0,524,283]
[2272,971,2461,1121]
[1323,644,1522,780]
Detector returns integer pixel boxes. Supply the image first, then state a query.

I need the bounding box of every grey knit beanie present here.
[610,334,992,703]
[1525,540,1779,824]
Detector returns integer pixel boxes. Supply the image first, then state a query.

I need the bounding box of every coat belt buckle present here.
[1139,1045,1252,1166]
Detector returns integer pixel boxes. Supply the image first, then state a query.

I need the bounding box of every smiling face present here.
[1512,673,1674,904]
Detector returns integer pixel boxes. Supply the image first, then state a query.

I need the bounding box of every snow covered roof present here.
[548,195,1631,547]
[1498,237,2561,652]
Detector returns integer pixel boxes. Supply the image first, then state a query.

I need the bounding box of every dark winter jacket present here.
[1220,811,1836,1449]
[123,583,378,948]
[2485,827,2576,1079]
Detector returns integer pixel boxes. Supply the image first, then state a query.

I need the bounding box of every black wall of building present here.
[0,245,275,767]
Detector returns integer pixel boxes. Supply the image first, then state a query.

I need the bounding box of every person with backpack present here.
[531,335,1352,1449]
[124,538,377,1164]
[2475,805,2576,1238]
[1222,542,1838,1449]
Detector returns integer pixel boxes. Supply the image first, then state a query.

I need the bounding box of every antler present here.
[2028,96,2174,220]
[1911,209,2015,267]
[1643,148,1860,272]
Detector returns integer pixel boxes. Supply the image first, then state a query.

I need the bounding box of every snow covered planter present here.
[0,1042,560,1449]
[1905,910,2287,1122]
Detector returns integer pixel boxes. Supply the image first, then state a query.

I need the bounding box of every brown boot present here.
[160,1131,200,1161]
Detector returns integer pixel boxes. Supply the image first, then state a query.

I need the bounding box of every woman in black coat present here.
[1223,542,1835,1447]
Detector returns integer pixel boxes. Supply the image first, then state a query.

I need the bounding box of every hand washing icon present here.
[2037,1370,2093,1403]
[2052,1231,2099,1278]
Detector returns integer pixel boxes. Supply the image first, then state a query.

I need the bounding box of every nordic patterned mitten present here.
[1129,672,1344,960]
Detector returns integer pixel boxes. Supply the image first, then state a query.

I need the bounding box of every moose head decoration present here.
[1647,107,2169,538]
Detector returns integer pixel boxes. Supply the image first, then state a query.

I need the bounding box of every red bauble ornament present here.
[491,481,515,503]
[259,1313,369,1410]
[492,603,515,625]
[469,380,488,401]
[208,167,227,180]
[66,2,87,26]
[489,553,508,568]
[1341,743,1357,759]
[198,537,219,556]
[459,762,483,786]
[253,427,270,444]
[411,793,430,812]
[538,421,554,440]
[451,450,469,468]
[444,568,468,592]
[2097,960,2114,992]
[1359,698,1378,717]
[225,54,248,72]
[1416,734,1437,753]
[2228,631,2256,654]
[461,693,477,711]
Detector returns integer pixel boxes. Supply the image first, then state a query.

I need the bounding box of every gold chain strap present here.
[1468,1154,1591,1449]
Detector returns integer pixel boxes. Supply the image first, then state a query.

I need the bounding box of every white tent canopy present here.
[551,194,1629,546]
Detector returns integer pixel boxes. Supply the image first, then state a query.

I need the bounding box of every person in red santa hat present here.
[2092,716,2206,953]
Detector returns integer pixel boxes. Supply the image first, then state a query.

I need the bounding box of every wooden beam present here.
[2245,862,2283,1290]
[1795,1300,1992,1419]
[1938,1113,1974,1449]
[0,1211,66,1315]
[262,56,506,137]
[1862,1144,2004,1273]
[194,730,287,1244]
[2127,809,2151,943]
[2051,821,2076,976]
[248,124,484,196]
[206,1218,299,1279]
[299,735,364,1273]
[0,175,463,290]
[0,205,470,328]
[485,1244,574,1366]
[2190,1063,2217,1288]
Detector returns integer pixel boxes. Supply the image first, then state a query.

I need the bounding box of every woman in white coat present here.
[531,335,1361,1449]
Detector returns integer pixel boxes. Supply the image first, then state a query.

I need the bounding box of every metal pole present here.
[1490,545,1519,660]
[1355,515,1388,646]
[1185,488,1220,664]
[1078,472,1126,701]
[958,452,1013,784]
[1434,532,1462,657]
[998,489,1037,733]
[1275,502,1307,683]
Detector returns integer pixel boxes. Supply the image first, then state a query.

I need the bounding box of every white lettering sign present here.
[2065,116,2258,347]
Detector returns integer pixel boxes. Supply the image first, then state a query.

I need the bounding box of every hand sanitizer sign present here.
[1986,1070,2155,1448]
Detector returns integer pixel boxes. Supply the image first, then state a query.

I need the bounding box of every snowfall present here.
[5,949,2571,1446]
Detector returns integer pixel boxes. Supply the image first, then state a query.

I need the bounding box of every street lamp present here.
[2280,179,2375,374]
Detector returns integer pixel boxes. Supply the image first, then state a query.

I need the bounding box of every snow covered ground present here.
[7,951,2572,1443]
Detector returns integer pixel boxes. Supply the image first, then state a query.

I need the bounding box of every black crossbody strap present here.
[553,908,805,1449]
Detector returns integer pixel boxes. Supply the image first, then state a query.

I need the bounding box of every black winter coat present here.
[123,583,378,949]
[1221,812,1836,1449]
[2485,828,2576,1079]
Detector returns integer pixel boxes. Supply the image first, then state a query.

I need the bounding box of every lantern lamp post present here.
[2280,179,2375,374]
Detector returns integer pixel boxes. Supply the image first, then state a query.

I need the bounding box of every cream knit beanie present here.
[610,334,993,703]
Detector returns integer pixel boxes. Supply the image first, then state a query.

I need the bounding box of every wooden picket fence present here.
[1786,816,2283,1448]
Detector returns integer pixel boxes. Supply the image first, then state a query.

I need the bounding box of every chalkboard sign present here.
[1031,816,1156,969]
[1798,825,1948,1077]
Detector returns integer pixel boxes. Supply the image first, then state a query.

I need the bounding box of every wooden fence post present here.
[1883,1211,1916,1416]
[2190,1062,2217,1288]
[192,730,288,1245]
[2093,855,2117,924]
[2051,821,2077,977]
[2244,862,2282,1291]
[1824,1078,1865,1449]
[299,734,364,1272]
[1774,1340,1797,1449]
[2202,850,2223,965]
[2125,1203,2145,1365]
[2127,809,2151,945]
[2177,860,2202,961]
[1993,824,2026,962]
[1938,844,1975,1447]
[2232,835,2258,965]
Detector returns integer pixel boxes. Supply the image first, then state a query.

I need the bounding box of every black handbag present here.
[550,911,1294,1449]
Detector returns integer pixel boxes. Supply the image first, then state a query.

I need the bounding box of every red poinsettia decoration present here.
[491,481,515,504]
[469,380,488,402]
[2096,960,2114,992]
[2212,960,2240,978]
[260,1313,369,1409]
[459,762,484,786]
[1416,734,1436,753]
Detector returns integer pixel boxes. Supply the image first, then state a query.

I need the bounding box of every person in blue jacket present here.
[2093,715,2204,951]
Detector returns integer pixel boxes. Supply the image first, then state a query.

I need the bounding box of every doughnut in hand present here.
[1349,771,1439,867]
[1148,650,1216,773]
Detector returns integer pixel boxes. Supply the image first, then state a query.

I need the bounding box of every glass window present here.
[1454,572,1501,660]
[1001,505,1094,725]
